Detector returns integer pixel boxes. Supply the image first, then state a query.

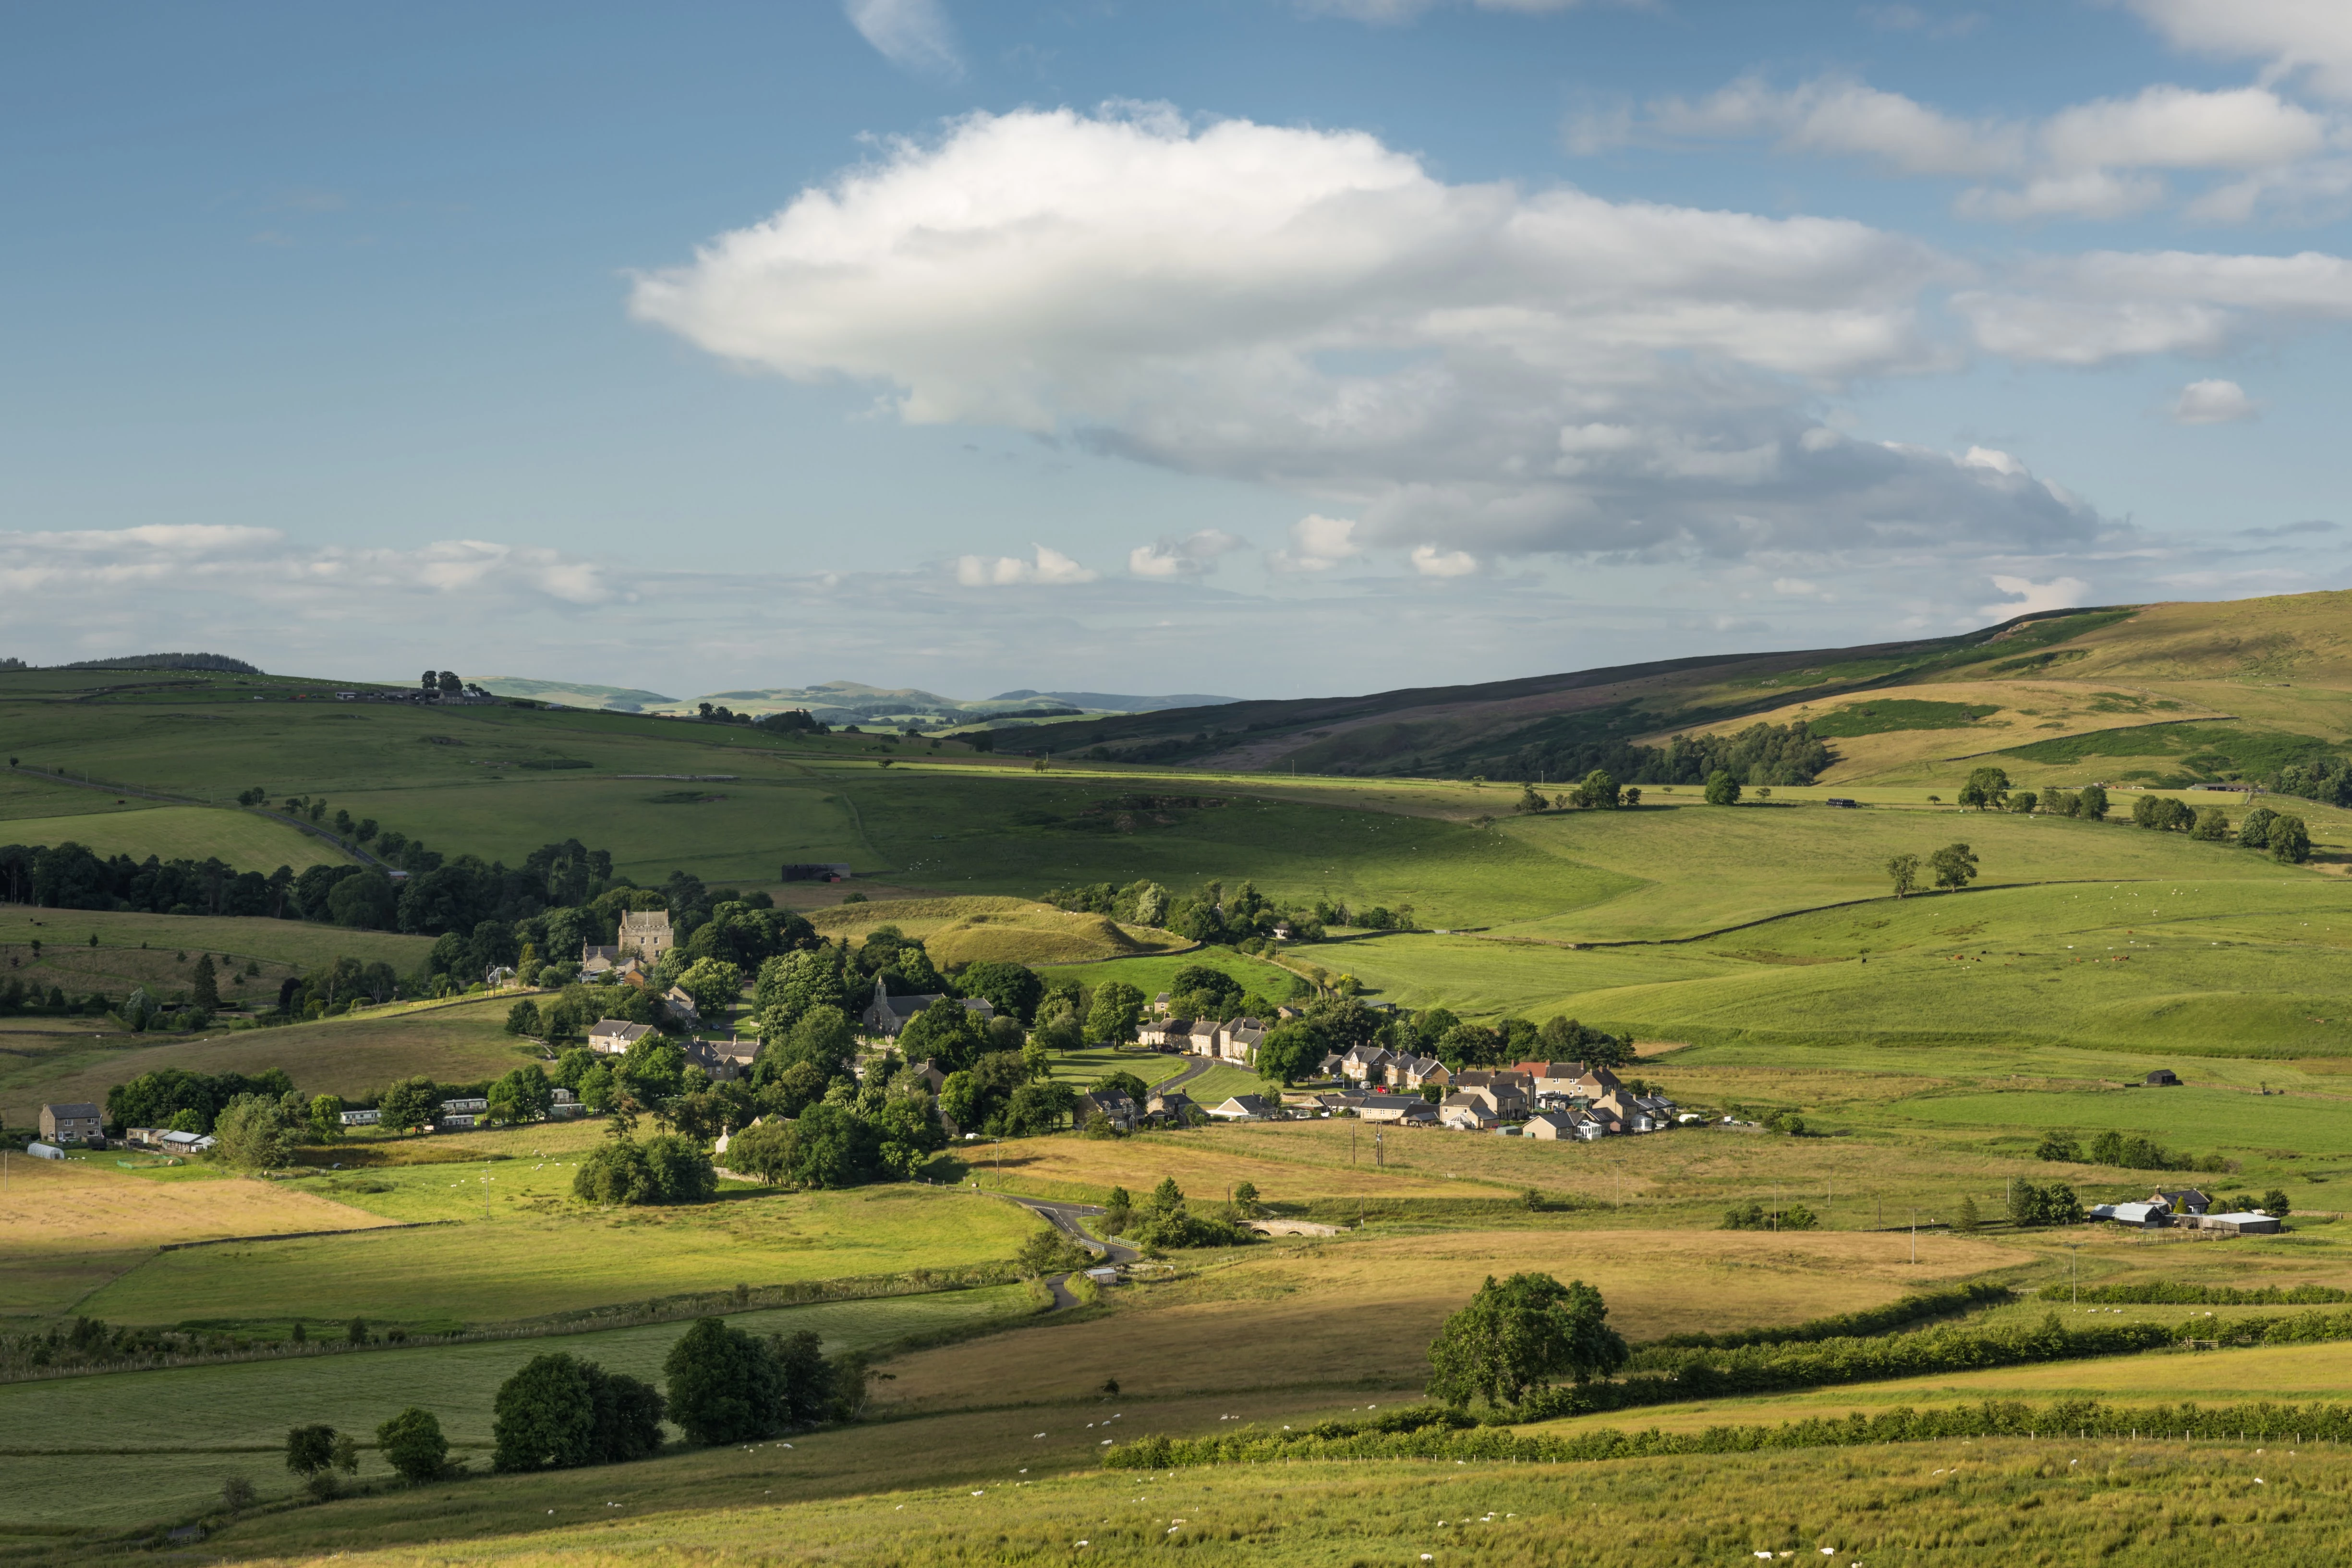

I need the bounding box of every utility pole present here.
[1375,1128,1384,1168]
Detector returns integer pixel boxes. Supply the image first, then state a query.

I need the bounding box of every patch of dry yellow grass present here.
[969,1128,1469,1204]
[0,1156,393,1316]
[875,1228,2028,1414]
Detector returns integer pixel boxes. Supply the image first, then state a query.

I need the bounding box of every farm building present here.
[1207,1094,1276,1121]
[39,1103,103,1145]
[589,1019,654,1055]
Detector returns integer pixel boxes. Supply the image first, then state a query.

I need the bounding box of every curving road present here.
[1008,1195,1138,1310]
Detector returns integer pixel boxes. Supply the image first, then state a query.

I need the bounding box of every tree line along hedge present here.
[2039,1281,2352,1306]
[1507,1304,2352,1422]
[1103,1396,2352,1472]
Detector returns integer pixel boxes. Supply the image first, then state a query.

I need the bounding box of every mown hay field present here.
[0,1154,394,1318]
[807,896,1184,966]
[73,1183,1046,1331]
[0,1285,1037,1529]
[873,1228,2027,1417]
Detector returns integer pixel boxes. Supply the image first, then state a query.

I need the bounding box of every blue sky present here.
[5,0,2351,698]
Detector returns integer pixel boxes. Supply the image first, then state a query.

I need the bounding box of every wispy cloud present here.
[843,0,962,79]
[1128,530,1245,578]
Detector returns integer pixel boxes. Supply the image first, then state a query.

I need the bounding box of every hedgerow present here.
[2037,1281,2352,1306]
[1646,1283,2011,1352]
[1105,1396,2352,1471]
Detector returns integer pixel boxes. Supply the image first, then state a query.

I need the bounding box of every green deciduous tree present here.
[1928,842,1979,891]
[378,1076,440,1135]
[284,1423,337,1477]
[2191,806,2231,841]
[212,1092,301,1171]
[486,1066,554,1126]
[2077,783,2109,820]
[1884,853,1920,899]
[2239,805,2278,849]
[1425,1273,1628,1411]
[376,1408,448,1483]
[2271,814,2313,864]
[1703,770,1741,806]
[1085,980,1146,1043]
[1254,1021,1326,1086]
[307,1094,346,1142]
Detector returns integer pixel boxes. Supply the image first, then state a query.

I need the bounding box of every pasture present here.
[0,1285,1036,1530]
[0,805,339,873]
[0,995,533,1132]
[73,1178,1045,1331]
[0,1153,393,1320]
[807,896,1184,966]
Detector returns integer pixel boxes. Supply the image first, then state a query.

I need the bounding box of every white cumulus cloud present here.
[2127,0,2352,103]
[2173,378,2262,424]
[953,545,1098,587]
[632,106,2115,567]
[1980,574,2091,619]
[1410,544,1479,577]
[1269,515,1369,572]
[1128,529,1246,578]
[1955,249,2352,364]
[843,0,961,78]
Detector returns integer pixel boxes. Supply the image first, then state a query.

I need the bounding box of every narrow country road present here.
[1007,1195,1139,1311]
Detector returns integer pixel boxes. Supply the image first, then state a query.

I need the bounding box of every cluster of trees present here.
[1516,772,1645,813]
[725,1054,957,1188]
[572,1135,717,1204]
[1951,768,2111,821]
[2126,795,2313,862]
[2039,1278,2332,1306]
[2005,1179,2085,1228]
[1103,1178,1254,1250]
[1494,720,1833,795]
[1883,843,1978,897]
[2035,1128,2224,1173]
[1039,877,1343,951]
[106,1066,301,1135]
[2273,755,2352,810]
[1720,1201,1818,1230]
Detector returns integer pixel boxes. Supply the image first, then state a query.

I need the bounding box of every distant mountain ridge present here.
[475,676,1234,722]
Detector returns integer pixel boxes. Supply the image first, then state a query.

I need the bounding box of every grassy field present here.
[0,805,340,872]
[0,907,435,972]
[175,1428,2352,1568]
[874,1228,2025,1418]
[0,1286,1037,1531]
[0,995,535,1132]
[74,1163,1045,1331]
[807,896,1185,966]
[0,1152,394,1320]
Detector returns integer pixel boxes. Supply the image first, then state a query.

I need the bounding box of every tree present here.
[664,1317,788,1445]
[2271,814,2313,864]
[487,1066,554,1126]
[956,960,1044,1024]
[2263,1188,2293,1218]
[285,1423,337,1477]
[2006,1180,2084,1228]
[2240,805,2278,849]
[1928,842,1978,891]
[493,1354,598,1471]
[505,999,540,1036]
[1955,1195,1979,1234]
[1574,769,1620,810]
[1884,853,1920,899]
[574,1140,658,1205]
[2192,806,2231,841]
[1254,1021,1326,1086]
[2078,783,2109,821]
[190,954,219,1014]
[1424,1273,1627,1410]
[379,1076,440,1135]
[675,957,745,1017]
[780,1102,880,1188]
[897,996,987,1070]
[641,1133,717,1202]
[1703,770,1742,806]
[1231,1180,1261,1217]
[1086,980,1146,1043]
[1515,782,1548,814]
[727,1119,795,1184]
[375,1406,449,1483]
[307,1094,346,1142]
[212,1092,299,1171]
[2035,1130,2081,1162]
[1960,766,2010,812]
[220,1476,258,1513]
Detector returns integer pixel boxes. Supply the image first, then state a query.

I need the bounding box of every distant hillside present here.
[475,677,1227,726]
[991,689,1239,712]
[998,592,2352,789]
[476,678,677,711]
[42,652,265,674]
